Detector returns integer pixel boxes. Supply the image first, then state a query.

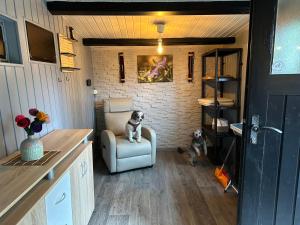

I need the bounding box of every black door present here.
[238,0,300,225]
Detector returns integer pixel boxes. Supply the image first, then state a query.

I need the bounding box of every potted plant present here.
[15,109,50,161]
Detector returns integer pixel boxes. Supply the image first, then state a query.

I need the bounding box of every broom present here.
[214,139,236,188]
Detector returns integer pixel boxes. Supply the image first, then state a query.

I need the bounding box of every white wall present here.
[228,25,249,120]
[0,0,94,158]
[92,45,219,149]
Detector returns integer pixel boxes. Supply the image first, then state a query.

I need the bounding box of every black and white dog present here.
[189,129,207,166]
[126,110,144,143]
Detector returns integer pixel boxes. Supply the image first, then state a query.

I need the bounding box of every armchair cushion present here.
[105,111,131,136]
[104,98,133,113]
[116,136,151,159]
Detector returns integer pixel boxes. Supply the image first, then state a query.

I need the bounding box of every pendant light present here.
[155,22,165,54]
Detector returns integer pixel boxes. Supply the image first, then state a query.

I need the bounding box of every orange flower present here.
[36,111,49,123]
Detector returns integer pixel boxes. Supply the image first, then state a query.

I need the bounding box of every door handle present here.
[250,115,283,144]
[55,192,66,205]
[252,125,282,134]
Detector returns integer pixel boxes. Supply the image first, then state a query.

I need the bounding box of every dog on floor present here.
[126,110,144,143]
[189,129,207,166]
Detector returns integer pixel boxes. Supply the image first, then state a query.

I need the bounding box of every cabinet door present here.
[45,171,73,225]
[17,199,47,225]
[71,144,95,225]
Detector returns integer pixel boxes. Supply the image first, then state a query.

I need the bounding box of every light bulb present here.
[157,38,163,54]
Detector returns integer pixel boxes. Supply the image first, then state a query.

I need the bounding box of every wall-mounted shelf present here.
[60,52,76,57]
[61,67,80,73]
[58,34,80,73]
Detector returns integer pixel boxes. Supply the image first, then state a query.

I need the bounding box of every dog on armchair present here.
[126,110,144,143]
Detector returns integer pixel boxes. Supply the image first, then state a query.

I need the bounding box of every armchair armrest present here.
[101,130,117,173]
[142,126,156,164]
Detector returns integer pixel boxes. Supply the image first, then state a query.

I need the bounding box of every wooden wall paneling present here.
[75,49,87,127]
[55,68,67,128]
[49,66,62,129]
[48,10,54,31]
[68,74,76,128]
[39,65,53,132]
[5,66,26,147]
[5,0,16,18]
[15,67,29,116]
[65,74,74,128]
[0,1,94,159]
[0,112,7,158]
[80,46,94,129]
[14,0,25,18]
[0,1,7,15]
[58,16,64,34]
[41,0,50,29]
[0,66,17,154]
[61,73,71,128]
[74,75,83,128]
[35,0,44,27]
[23,0,33,21]
[23,66,36,109]
[45,65,58,130]
[30,0,38,23]
[53,16,60,33]
[31,63,47,136]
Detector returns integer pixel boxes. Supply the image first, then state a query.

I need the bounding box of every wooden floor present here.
[89,151,237,225]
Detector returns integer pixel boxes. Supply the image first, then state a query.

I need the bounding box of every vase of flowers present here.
[15,109,50,161]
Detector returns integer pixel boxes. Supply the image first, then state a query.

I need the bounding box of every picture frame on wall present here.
[0,22,8,62]
[137,55,173,83]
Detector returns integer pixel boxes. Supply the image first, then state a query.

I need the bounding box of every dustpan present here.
[214,140,235,188]
[215,166,229,188]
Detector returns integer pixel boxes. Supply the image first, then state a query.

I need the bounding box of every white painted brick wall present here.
[92,45,218,149]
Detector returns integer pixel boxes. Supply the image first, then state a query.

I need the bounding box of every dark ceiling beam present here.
[82,37,235,46]
[47,1,250,15]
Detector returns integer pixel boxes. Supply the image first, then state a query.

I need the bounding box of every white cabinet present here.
[45,172,73,225]
[71,144,95,225]
[17,199,47,225]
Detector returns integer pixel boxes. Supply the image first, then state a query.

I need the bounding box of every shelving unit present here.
[201,48,242,166]
[58,34,80,73]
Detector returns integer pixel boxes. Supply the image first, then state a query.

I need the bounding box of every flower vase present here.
[20,135,44,161]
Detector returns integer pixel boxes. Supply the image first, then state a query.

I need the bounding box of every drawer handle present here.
[84,161,87,176]
[80,161,89,177]
[55,192,66,205]
[81,162,85,177]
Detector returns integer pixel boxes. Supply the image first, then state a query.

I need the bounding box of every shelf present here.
[202,125,234,138]
[61,67,80,73]
[60,52,76,57]
[203,76,239,82]
[203,105,240,111]
[202,48,242,57]
[61,36,78,43]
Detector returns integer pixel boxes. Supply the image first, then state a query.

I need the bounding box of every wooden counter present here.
[0,129,93,219]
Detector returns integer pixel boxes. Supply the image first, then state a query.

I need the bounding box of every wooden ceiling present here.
[64,15,249,39]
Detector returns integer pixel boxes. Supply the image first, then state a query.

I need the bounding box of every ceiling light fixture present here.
[155,22,165,54]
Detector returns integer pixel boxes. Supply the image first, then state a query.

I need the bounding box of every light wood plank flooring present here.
[89,151,237,225]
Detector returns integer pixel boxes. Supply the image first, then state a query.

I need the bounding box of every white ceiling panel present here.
[64,15,249,39]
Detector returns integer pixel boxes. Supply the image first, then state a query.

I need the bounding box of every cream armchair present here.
[101,98,156,173]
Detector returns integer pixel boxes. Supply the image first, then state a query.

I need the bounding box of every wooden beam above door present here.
[82,37,236,46]
[47,1,250,15]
